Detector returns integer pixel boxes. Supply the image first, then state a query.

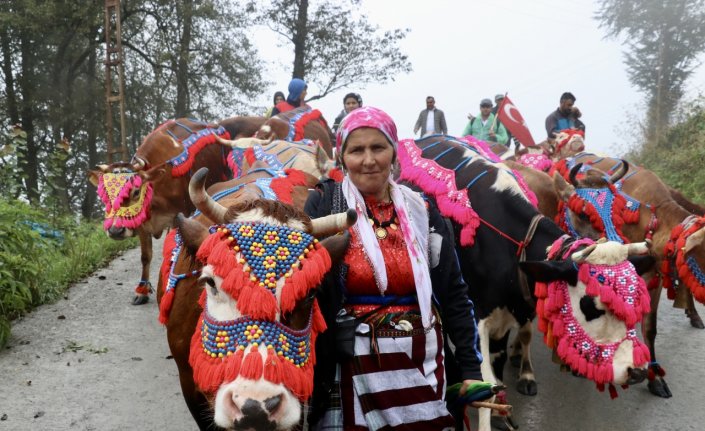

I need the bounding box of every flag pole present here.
[490,92,508,132]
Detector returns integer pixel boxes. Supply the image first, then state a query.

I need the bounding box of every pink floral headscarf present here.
[335,106,399,157]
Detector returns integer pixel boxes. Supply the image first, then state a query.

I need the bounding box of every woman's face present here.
[344,97,360,113]
[342,128,394,200]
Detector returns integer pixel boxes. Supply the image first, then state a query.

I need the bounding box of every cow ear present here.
[87,164,109,186]
[88,170,102,187]
[684,227,705,255]
[519,260,578,284]
[553,172,574,202]
[319,231,351,264]
[175,213,209,257]
[627,255,656,276]
[142,167,166,182]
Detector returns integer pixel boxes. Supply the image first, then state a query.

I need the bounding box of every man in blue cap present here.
[272,78,309,116]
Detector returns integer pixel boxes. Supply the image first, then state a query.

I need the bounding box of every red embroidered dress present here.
[344,198,416,296]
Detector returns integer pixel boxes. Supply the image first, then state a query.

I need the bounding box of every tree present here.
[595,0,705,145]
[258,0,411,101]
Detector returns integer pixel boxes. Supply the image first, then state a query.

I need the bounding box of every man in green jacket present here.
[461,98,508,145]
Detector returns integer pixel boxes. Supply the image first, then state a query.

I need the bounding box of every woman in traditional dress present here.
[305,106,484,430]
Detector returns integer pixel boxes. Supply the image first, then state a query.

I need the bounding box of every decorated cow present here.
[396,135,654,431]
[88,118,261,304]
[158,166,355,430]
[549,156,705,398]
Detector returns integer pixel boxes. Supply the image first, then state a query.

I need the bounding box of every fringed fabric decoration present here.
[535,236,651,395]
[662,215,705,303]
[556,185,631,243]
[168,125,231,177]
[397,138,480,246]
[158,229,201,324]
[97,172,153,230]
[579,261,650,327]
[188,222,330,400]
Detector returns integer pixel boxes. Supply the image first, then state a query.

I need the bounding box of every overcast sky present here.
[253,0,705,156]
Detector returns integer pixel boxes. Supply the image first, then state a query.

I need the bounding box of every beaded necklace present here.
[365,204,398,240]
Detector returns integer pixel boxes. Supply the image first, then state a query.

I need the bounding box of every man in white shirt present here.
[414,96,448,137]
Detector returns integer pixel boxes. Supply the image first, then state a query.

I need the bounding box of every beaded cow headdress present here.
[535,237,651,397]
[188,221,331,400]
[97,172,153,230]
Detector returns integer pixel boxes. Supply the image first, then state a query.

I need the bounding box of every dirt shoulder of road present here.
[0,240,194,431]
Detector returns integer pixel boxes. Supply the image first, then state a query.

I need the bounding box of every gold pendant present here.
[390,223,398,230]
[375,226,388,239]
[368,218,375,226]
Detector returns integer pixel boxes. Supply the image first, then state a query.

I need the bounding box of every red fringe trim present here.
[171,130,231,177]
[281,243,331,314]
[270,169,308,205]
[293,109,322,141]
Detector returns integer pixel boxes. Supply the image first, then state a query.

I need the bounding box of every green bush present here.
[0,199,137,347]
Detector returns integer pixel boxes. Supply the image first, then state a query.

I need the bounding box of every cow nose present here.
[107,226,126,238]
[626,367,647,385]
[264,394,283,415]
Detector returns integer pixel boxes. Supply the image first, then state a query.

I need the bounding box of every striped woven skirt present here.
[315,306,455,431]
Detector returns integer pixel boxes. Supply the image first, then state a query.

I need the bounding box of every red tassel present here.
[648,367,656,381]
[237,283,277,321]
[158,290,175,325]
[263,348,283,384]
[240,346,264,380]
[608,383,618,399]
[224,348,244,382]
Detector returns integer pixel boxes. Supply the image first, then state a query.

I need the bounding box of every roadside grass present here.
[0,199,137,347]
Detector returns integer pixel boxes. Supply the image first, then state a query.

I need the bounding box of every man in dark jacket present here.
[545,92,586,139]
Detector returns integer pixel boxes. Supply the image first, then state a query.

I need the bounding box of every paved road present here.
[1,240,703,430]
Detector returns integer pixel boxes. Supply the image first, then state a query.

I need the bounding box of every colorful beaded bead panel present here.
[200,310,313,367]
[565,187,626,243]
[216,222,315,295]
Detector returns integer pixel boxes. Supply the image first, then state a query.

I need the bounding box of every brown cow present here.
[256,107,335,158]
[158,165,355,430]
[89,117,264,304]
[517,157,705,398]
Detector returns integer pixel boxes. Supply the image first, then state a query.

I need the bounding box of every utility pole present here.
[104,0,128,163]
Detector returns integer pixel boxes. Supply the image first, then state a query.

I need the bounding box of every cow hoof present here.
[515,378,537,396]
[509,354,521,368]
[647,378,673,398]
[491,414,519,431]
[687,312,705,329]
[132,294,149,305]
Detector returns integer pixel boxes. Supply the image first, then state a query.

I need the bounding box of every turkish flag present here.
[496,95,536,147]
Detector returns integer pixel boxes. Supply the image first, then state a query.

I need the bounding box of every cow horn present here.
[309,209,358,238]
[608,160,629,184]
[627,241,650,256]
[571,243,597,263]
[189,168,227,223]
[131,156,146,171]
[213,133,270,149]
[568,163,582,187]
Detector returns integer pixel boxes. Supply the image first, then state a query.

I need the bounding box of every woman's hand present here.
[458,379,495,402]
